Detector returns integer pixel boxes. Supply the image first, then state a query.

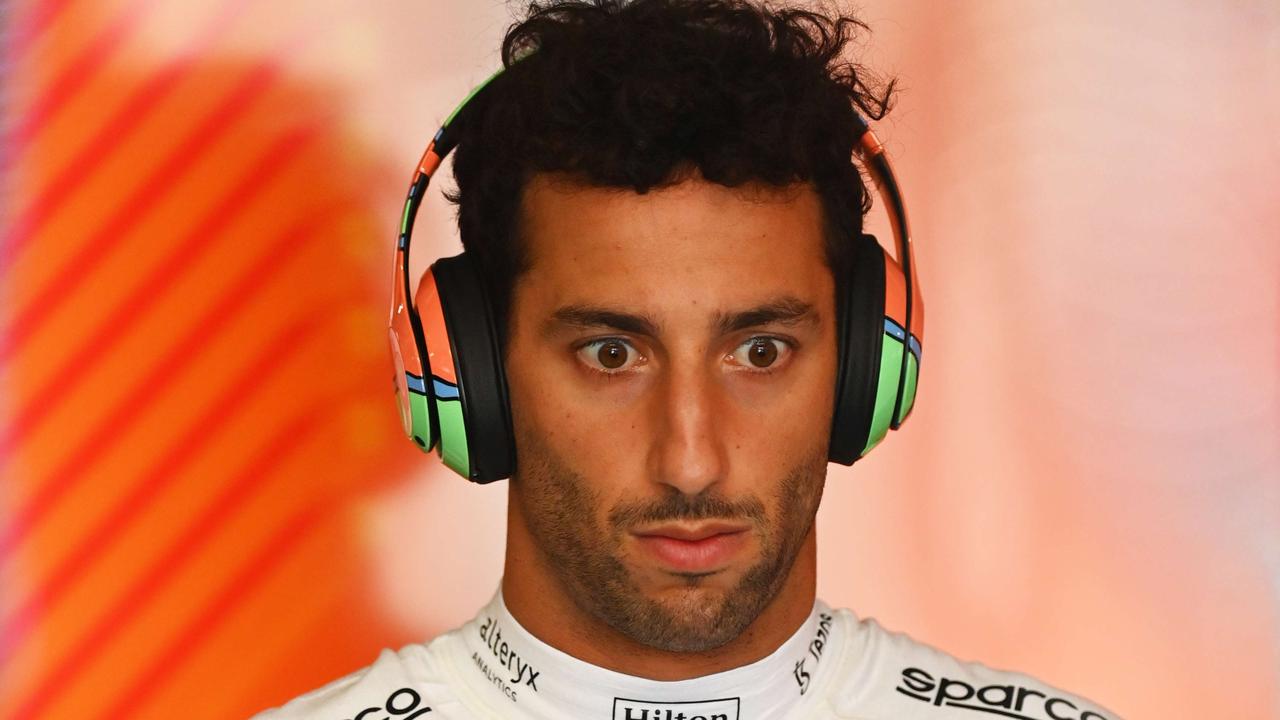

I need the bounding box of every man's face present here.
[505,172,837,653]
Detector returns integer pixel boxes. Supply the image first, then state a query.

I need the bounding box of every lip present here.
[632,522,751,573]
[633,521,750,542]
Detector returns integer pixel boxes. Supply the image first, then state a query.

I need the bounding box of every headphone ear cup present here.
[423,253,515,482]
[829,233,890,465]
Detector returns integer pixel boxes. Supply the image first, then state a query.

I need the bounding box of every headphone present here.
[388,68,923,483]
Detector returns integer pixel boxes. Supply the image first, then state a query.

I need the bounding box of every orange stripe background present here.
[1,1,417,717]
[1,2,1277,719]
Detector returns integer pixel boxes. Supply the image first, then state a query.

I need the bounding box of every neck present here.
[502,493,817,681]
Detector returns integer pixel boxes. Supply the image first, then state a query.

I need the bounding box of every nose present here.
[649,360,729,496]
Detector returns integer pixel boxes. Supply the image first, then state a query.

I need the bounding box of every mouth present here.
[631,522,751,573]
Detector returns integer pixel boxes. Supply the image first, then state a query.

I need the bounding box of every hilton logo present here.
[611,697,741,720]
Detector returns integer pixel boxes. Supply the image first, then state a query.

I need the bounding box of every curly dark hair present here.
[446,0,896,343]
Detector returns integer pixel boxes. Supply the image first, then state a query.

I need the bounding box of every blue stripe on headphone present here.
[883,317,906,341]
[406,372,461,399]
[433,378,460,399]
[406,372,427,394]
[883,318,922,360]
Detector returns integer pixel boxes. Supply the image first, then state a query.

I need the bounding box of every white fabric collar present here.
[452,588,841,719]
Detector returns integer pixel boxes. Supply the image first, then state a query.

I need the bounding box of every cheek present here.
[507,345,644,494]
[724,346,837,461]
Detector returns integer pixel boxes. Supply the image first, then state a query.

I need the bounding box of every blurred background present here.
[1,0,1276,718]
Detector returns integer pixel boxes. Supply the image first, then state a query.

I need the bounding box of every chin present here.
[645,574,738,617]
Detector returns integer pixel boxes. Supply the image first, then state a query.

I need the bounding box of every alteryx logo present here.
[477,616,541,691]
[611,697,740,720]
[895,668,1110,720]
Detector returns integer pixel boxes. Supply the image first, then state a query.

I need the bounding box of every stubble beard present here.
[513,430,827,654]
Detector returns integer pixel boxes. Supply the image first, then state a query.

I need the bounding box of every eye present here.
[728,337,790,371]
[577,338,644,374]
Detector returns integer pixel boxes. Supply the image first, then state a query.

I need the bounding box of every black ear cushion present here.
[828,234,886,465]
[431,253,515,482]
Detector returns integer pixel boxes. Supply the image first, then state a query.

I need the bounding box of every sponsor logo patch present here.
[471,616,541,703]
[611,697,741,720]
[895,667,1109,720]
[792,611,833,695]
[340,687,431,720]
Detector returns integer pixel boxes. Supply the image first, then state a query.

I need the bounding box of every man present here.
[256,1,1119,718]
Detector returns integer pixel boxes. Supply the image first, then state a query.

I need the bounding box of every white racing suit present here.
[253,590,1119,720]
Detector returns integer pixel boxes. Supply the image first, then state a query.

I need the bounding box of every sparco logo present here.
[611,697,741,720]
[895,668,1110,720]
[792,611,833,695]
[338,687,431,720]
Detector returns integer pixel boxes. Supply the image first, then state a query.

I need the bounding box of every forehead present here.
[515,173,831,317]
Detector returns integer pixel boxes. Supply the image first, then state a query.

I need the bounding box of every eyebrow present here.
[713,296,817,335]
[550,305,662,337]
[547,296,817,338]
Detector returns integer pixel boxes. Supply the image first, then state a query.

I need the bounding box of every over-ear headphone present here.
[388,69,923,483]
